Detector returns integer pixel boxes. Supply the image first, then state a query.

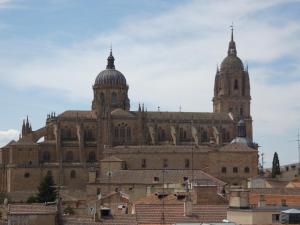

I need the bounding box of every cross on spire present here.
[227,23,237,56]
[230,22,234,41]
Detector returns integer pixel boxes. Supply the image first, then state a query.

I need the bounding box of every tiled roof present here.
[63,215,137,225]
[98,169,225,186]
[135,204,228,224]
[58,110,96,119]
[8,203,57,215]
[145,112,232,121]
[111,108,136,117]
[1,140,16,149]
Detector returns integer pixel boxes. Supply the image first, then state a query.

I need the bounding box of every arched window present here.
[244,167,250,173]
[180,128,187,140]
[163,159,168,168]
[234,79,239,90]
[141,159,146,168]
[88,151,96,162]
[100,93,105,106]
[47,170,52,176]
[120,126,125,138]
[66,151,73,162]
[158,128,166,141]
[185,159,190,168]
[201,130,208,142]
[70,170,76,179]
[111,92,117,104]
[221,167,227,173]
[233,167,238,173]
[43,151,50,162]
[240,107,244,116]
[114,127,119,138]
[126,127,131,141]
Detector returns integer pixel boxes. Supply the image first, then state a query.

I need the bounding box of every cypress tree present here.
[36,174,57,203]
[271,152,281,178]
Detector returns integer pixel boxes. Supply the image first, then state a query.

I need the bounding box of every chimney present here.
[184,195,193,216]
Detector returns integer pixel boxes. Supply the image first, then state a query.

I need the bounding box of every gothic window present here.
[244,167,250,173]
[201,130,208,142]
[221,167,227,173]
[114,127,119,139]
[88,151,96,162]
[180,128,187,141]
[66,151,73,162]
[70,170,76,179]
[111,92,117,104]
[233,167,238,173]
[158,127,166,141]
[127,127,131,141]
[120,126,125,138]
[141,159,146,168]
[100,93,105,106]
[163,159,168,168]
[234,79,239,90]
[185,159,190,168]
[42,151,50,162]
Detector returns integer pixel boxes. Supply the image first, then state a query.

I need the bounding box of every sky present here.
[0,0,300,168]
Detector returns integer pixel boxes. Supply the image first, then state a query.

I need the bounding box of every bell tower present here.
[213,27,252,140]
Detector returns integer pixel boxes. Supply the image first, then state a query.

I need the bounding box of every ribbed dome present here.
[94,49,127,86]
[220,55,244,72]
[95,69,127,86]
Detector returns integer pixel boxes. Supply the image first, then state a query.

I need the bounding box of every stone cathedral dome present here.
[95,50,127,86]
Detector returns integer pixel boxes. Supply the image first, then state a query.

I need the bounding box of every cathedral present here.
[0,30,258,201]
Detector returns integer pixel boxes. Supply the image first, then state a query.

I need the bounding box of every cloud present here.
[1,0,300,165]
[0,129,19,148]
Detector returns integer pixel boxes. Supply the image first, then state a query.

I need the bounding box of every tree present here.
[271,152,281,178]
[36,174,57,203]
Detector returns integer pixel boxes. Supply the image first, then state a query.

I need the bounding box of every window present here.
[185,159,190,168]
[100,93,105,106]
[244,167,250,173]
[66,151,73,162]
[158,128,166,141]
[233,167,238,173]
[141,159,146,168]
[286,166,289,171]
[154,177,159,182]
[234,79,239,90]
[42,151,50,162]
[88,151,96,162]
[114,127,119,138]
[163,159,168,168]
[281,199,287,206]
[127,127,131,141]
[201,130,208,142]
[120,127,125,138]
[221,167,227,173]
[240,107,243,116]
[24,172,30,178]
[70,170,76,179]
[111,92,117,104]
[180,128,187,140]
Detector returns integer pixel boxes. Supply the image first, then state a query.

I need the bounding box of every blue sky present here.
[0,0,300,168]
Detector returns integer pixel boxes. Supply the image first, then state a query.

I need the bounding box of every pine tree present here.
[36,174,57,203]
[271,152,281,178]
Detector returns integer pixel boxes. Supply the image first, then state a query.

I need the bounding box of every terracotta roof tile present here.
[8,203,57,215]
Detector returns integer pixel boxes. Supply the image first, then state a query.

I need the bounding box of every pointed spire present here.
[22,120,25,136]
[106,46,115,69]
[216,64,219,74]
[138,103,141,112]
[228,23,237,56]
[142,103,144,112]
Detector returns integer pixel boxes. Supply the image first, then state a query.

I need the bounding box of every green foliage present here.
[26,195,38,203]
[271,152,281,178]
[63,206,75,215]
[36,174,57,203]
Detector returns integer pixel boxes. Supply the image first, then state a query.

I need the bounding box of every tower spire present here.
[106,46,115,69]
[228,23,237,56]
